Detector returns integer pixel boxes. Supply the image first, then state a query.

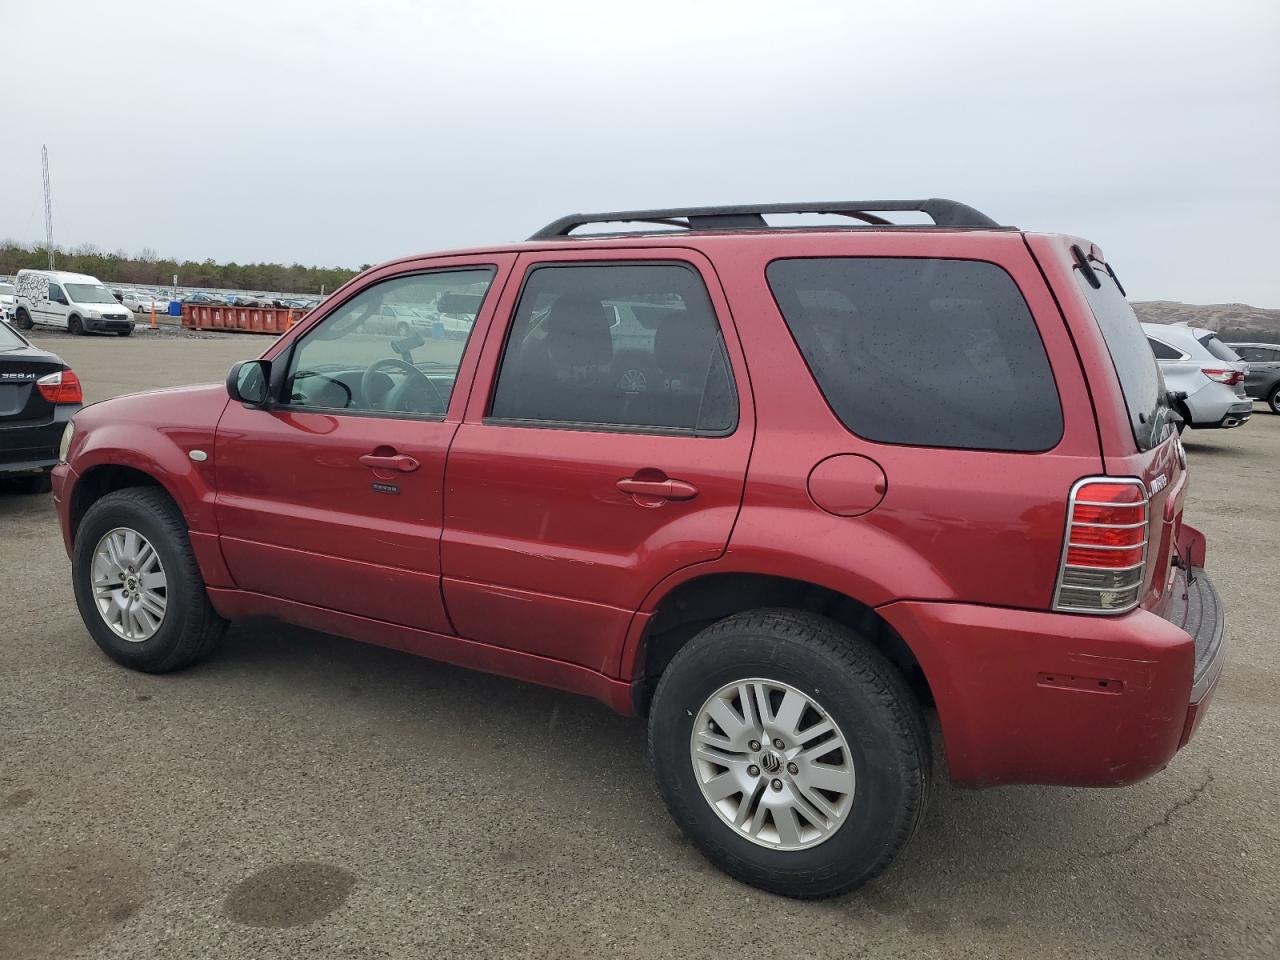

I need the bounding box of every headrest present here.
[545,294,613,367]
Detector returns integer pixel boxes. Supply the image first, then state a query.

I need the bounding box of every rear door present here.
[441,248,753,671]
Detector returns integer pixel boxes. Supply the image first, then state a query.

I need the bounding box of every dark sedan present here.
[0,321,82,493]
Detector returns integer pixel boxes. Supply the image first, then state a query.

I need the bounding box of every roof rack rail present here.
[528,198,1004,240]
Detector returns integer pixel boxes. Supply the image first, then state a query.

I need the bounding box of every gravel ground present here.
[1,329,1277,959]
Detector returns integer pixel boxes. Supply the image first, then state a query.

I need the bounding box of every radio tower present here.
[42,145,54,270]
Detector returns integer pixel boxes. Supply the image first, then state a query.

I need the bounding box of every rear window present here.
[1075,269,1171,451]
[1198,333,1241,363]
[766,257,1063,451]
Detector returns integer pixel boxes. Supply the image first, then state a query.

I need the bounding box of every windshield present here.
[0,322,26,350]
[1198,333,1242,363]
[0,283,15,297]
[65,283,118,305]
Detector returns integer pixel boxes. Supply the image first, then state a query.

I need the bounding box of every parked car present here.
[121,291,165,314]
[0,282,16,322]
[1142,323,1251,430]
[12,270,135,336]
[1,320,82,493]
[1227,342,1280,414]
[51,200,1224,899]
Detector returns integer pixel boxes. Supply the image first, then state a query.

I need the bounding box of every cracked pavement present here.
[1,330,1277,959]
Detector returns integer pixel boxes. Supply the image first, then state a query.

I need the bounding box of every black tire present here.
[14,308,33,330]
[6,471,52,494]
[648,609,929,899]
[1175,402,1192,433]
[397,321,411,338]
[1268,386,1280,416]
[72,487,227,673]
[68,315,84,336]
[117,327,133,337]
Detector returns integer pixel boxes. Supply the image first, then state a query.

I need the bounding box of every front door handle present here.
[359,452,420,473]
[616,476,699,501]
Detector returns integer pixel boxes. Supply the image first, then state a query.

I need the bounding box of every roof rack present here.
[528,198,1004,240]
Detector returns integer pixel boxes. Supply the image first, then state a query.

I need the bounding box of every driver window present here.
[284,267,495,417]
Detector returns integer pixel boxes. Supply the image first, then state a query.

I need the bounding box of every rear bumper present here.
[879,567,1225,788]
[0,407,74,475]
[1191,399,1253,429]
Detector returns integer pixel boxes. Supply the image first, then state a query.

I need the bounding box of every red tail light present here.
[36,369,83,404]
[1201,368,1243,386]
[1053,478,1149,614]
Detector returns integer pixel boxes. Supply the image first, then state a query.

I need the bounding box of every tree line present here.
[0,240,363,294]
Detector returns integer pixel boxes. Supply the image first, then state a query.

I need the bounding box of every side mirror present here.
[227,359,271,407]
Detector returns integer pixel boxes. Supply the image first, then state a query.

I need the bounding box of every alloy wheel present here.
[91,527,168,642]
[690,678,856,850]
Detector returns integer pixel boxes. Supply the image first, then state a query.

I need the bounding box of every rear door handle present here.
[616,477,699,501]
[359,453,420,473]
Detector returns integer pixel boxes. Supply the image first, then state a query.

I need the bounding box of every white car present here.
[12,269,135,336]
[0,282,15,322]
[1142,322,1252,430]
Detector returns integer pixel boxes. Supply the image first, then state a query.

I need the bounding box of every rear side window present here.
[489,263,737,434]
[1076,270,1170,451]
[1147,337,1184,360]
[1198,333,1241,363]
[766,257,1063,451]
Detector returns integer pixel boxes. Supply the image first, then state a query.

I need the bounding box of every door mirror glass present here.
[227,359,270,406]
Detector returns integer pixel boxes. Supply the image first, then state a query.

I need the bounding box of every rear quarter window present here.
[766,257,1063,451]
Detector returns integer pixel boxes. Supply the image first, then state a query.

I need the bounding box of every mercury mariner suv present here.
[52,200,1226,899]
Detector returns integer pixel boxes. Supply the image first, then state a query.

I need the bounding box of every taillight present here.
[1201,368,1243,386]
[1053,478,1149,614]
[36,369,83,404]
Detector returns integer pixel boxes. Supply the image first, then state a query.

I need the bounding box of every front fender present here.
[71,421,220,534]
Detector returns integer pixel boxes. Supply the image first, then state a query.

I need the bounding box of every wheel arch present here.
[627,571,935,719]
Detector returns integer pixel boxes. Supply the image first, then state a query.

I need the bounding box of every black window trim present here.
[482,258,741,439]
[274,263,499,421]
[1146,335,1188,361]
[764,254,1066,454]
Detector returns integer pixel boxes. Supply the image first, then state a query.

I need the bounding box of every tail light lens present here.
[1053,478,1149,614]
[1201,368,1244,386]
[36,369,83,404]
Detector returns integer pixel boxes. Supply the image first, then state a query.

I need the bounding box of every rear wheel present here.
[1268,386,1280,416]
[72,487,227,672]
[14,308,33,330]
[648,609,929,899]
[68,315,84,336]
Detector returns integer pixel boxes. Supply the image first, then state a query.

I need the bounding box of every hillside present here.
[1133,301,1280,343]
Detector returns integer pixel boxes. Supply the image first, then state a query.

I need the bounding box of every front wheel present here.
[72,487,227,672]
[648,609,929,899]
[117,327,133,337]
[68,315,84,336]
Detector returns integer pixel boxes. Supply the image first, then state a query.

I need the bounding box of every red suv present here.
[51,200,1225,898]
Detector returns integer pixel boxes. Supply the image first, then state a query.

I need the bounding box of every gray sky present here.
[5,0,1278,305]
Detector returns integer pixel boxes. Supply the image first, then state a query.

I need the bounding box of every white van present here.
[13,270,135,336]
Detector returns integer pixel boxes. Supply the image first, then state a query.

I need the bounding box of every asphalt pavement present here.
[1,327,1276,959]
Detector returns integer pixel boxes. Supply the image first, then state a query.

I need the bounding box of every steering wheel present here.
[360,357,446,414]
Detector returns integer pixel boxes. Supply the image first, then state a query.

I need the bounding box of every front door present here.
[441,251,754,671]
[214,259,512,633]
